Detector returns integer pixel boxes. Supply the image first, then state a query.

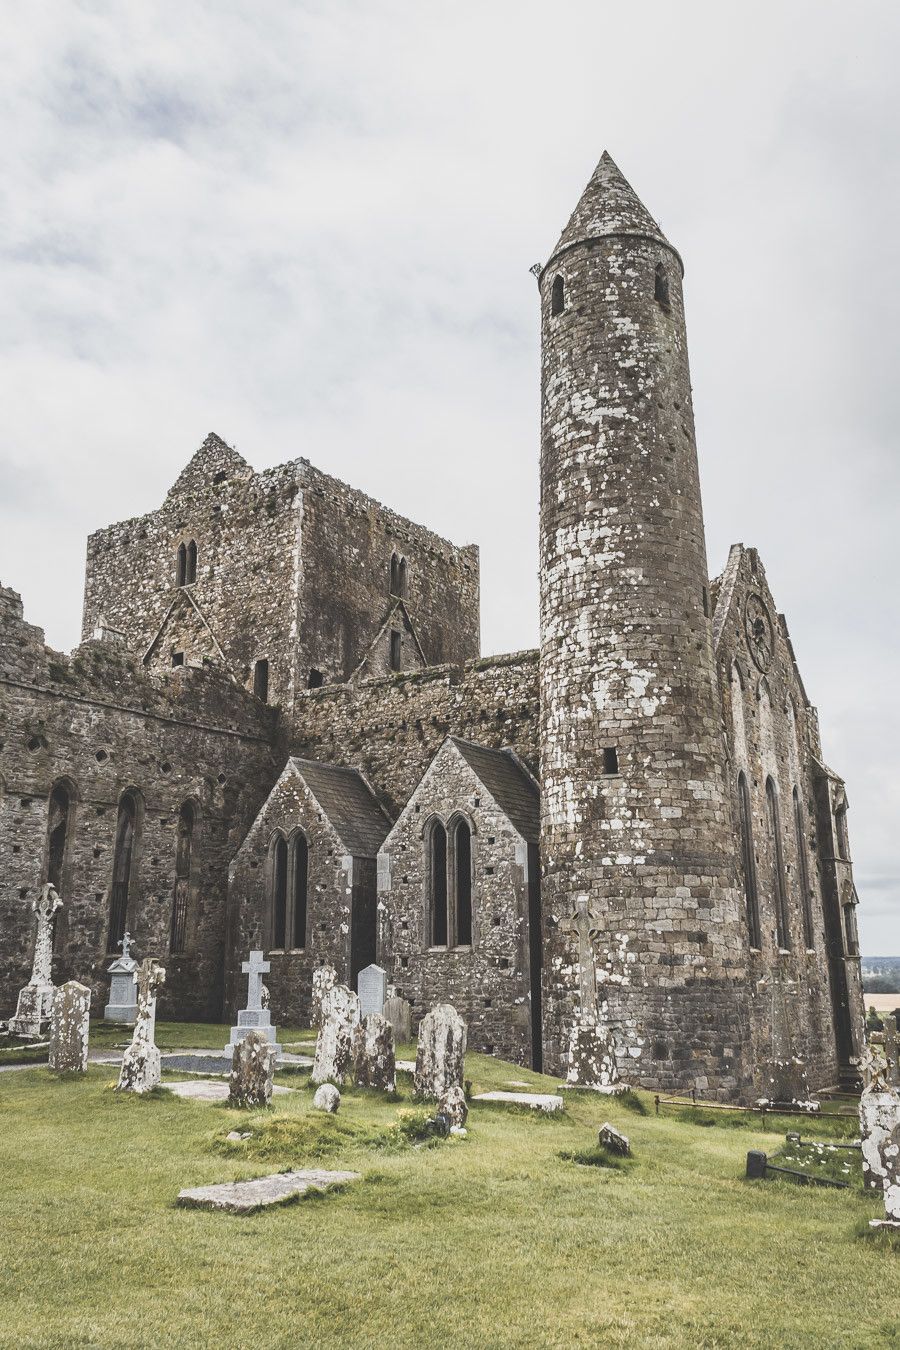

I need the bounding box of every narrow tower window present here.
[253,658,269,703]
[170,800,194,954]
[793,787,814,949]
[108,792,138,952]
[654,263,670,311]
[551,274,565,316]
[390,630,402,672]
[46,783,72,895]
[398,556,408,598]
[766,777,791,950]
[271,833,288,949]
[602,747,619,775]
[834,804,850,860]
[738,772,761,948]
[452,818,473,946]
[176,543,187,587]
[291,833,309,950]
[428,820,448,947]
[185,540,198,585]
[390,552,400,596]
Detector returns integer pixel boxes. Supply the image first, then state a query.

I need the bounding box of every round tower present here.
[538,153,750,1095]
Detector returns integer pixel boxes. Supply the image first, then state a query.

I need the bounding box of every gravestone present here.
[10,885,63,1038]
[104,931,138,1024]
[228,1030,275,1109]
[311,964,337,1029]
[859,1045,900,1228]
[382,992,412,1044]
[598,1122,631,1156]
[48,980,91,1072]
[358,964,387,1019]
[178,1169,360,1213]
[227,951,281,1053]
[311,985,360,1085]
[116,958,165,1094]
[437,1084,468,1127]
[313,1083,341,1113]
[414,1004,466,1100]
[352,1013,396,1091]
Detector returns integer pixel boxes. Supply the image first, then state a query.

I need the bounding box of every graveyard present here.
[0,1008,897,1350]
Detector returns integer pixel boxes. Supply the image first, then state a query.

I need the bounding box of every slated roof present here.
[449,739,540,842]
[290,758,391,857]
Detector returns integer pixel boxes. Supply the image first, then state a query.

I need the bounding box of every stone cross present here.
[31,884,63,988]
[568,896,600,1016]
[119,931,133,961]
[116,957,166,1094]
[242,951,270,1012]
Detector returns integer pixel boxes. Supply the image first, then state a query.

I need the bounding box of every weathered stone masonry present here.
[0,151,865,1098]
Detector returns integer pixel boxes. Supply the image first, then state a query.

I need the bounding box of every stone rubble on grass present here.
[116,957,165,1094]
[472,1090,563,1113]
[226,1130,252,1141]
[437,1083,468,1127]
[177,1169,360,1214]
[598,1122,631,1156]
[48,980,91,1072]
[311,984,360,1085]
[352,1013,396,1092]
[311,964,337,1028]
[9,885,63,1039]
[228,1029,275,1109]
[313,1082,341,1113]
[382,992,412,1043]
[859,1047,900,1229]
[414,1004,466,1101]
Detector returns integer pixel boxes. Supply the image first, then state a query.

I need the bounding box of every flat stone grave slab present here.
[165,1080,296,1102]
[396,1059,417,1074]
[161,1050,312,1076]
[178,1168,360,1213]
[473,1090,564,1113]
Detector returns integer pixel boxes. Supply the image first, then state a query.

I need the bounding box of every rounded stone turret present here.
[538,152,750,1095]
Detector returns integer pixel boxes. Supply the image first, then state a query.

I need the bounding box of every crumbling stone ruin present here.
[0,152,865,1100]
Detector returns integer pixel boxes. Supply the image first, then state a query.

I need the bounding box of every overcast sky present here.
[1,2,897,953]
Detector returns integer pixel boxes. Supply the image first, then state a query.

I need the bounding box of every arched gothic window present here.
[793,787,814,949]
[835,803,850,861]
[451,817,473,947]
[46,782,72,895]
[170,800,194,954]
[185,540,197,585]
[253,658,269,703]
[737,772,761,949]
[108,792,139,952]
[270,833,288,949]
[428,819,448,947]
[551,274,565,316]
[390,553,409,598]
[176,542,187,587]
[654,262,670,311]
[291,833,309,950]
[766,777,791,950]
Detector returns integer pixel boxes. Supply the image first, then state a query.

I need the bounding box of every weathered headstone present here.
[311,984,360,1085]
[116,958,165,1094]
[414,1004,466,1100]
[227,951,281,1053]
[311,964,337,1029]
[104,931,138,1024]
[48,980,91,1072]
[598,1122,631,1156]
[10,885,63,1038]
[859,1047,900,1228]
[382,992,412,1044]
[228,1029,275,1109]
[352,1012,396,1091]
[313,1083,341,1113]
[358,963,387,1019]
[566,1015,625,1093]
[437,1084,468,1127]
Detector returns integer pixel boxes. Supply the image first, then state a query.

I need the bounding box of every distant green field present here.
[0,1022,896,1349]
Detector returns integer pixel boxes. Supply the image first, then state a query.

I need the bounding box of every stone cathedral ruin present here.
[0,154,865,1098]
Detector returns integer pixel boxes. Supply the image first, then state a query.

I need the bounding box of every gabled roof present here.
[290,758,391,857]
[449,738,540,842]
[546,151,678,272]
[165,433,252,503]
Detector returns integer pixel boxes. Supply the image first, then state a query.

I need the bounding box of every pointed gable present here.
[547,150,677,269]
[164,433,253,505]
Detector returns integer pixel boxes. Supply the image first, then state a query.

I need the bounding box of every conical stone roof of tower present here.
[547,151,678,269]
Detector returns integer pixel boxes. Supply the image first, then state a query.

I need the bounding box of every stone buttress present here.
[537,153,752,1095]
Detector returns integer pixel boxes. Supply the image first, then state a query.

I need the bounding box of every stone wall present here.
[290,650,540,819]
[81,434,480,721]
[377,739,537,1065]
[0,585,276,1021]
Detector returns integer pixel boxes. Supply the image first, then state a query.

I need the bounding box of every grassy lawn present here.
[0,1023,896,1349]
